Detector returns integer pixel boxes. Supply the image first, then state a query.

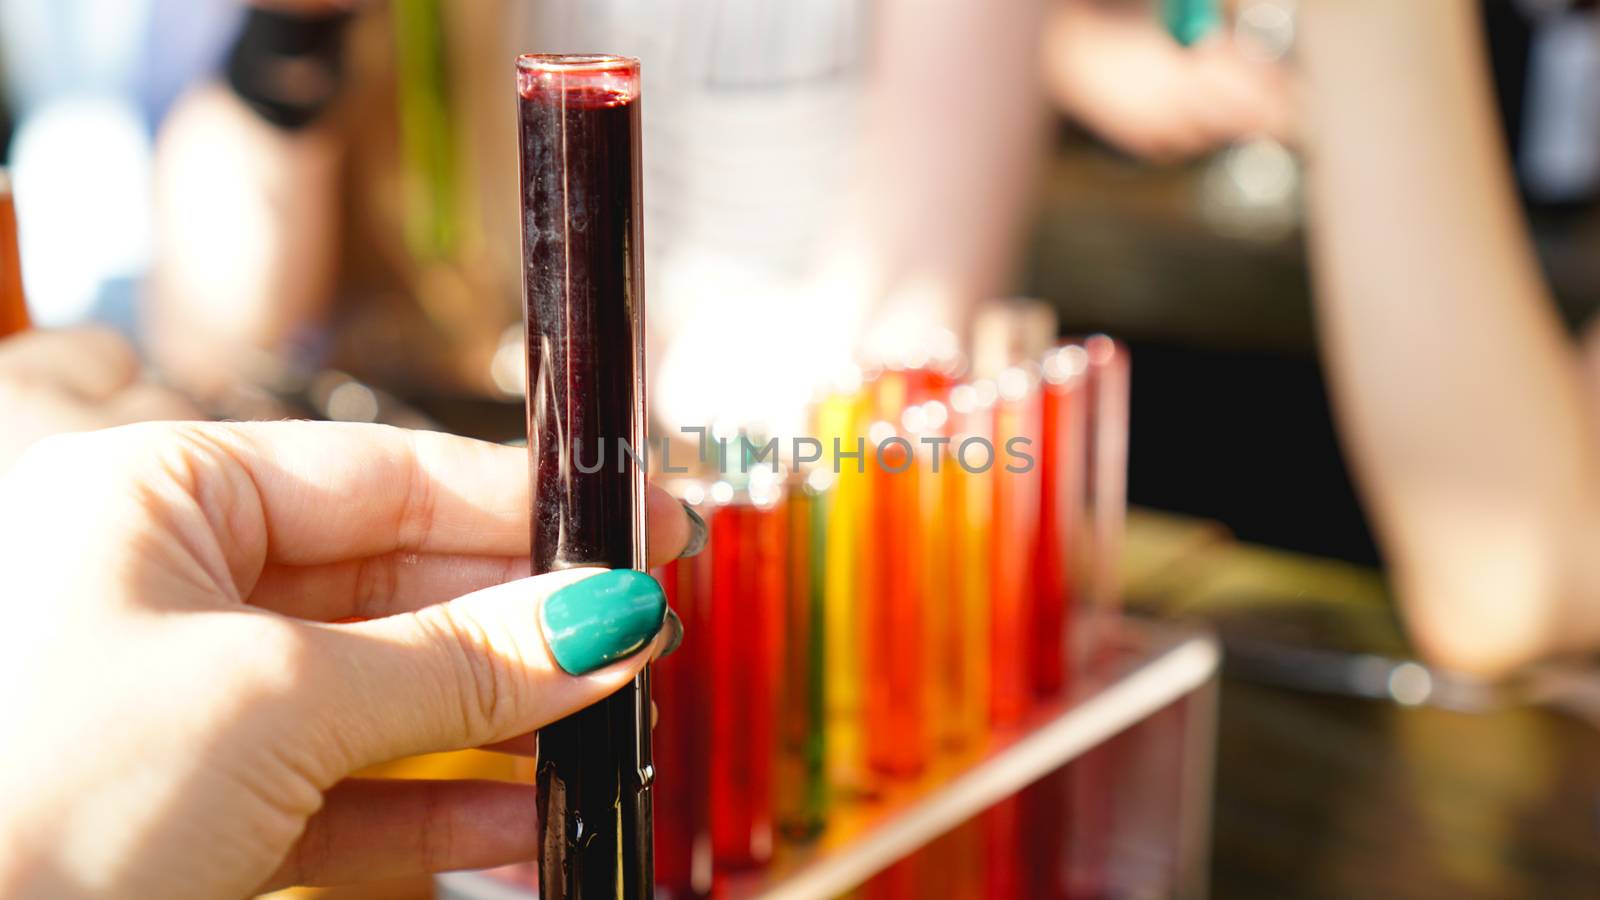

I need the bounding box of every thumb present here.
[305,567,669,771]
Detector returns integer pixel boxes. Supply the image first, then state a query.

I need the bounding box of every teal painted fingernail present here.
[541,570,667,675]
[1164,0,1222,47]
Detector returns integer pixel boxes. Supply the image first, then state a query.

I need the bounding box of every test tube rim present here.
[516,54,641,104]
[515,53,640,74]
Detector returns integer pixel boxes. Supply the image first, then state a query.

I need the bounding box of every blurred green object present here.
[1163,0,1223,47]
[393,0,461,262]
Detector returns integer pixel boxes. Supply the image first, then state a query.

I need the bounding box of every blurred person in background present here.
[36,0,1586,687]
[149,0,1046,429]
[0,0,231,469]
[147,0,358,403]
[0,0,241,328]
[3,0,1291,472]
[1051,0,1600,678]
[146,0,1290,432]
[27,0,1580,692]
[1301,0,1600,678]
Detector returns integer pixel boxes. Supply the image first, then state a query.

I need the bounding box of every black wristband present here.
[226,8,352,130]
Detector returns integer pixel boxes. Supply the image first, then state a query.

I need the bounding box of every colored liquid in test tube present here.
[708,483,787,871]
[864,369,929,779]
[947,381,998,748]
[912,394,964,753]
[989,366,1043,729]
[1022,356,1093,899]
[900,385,974,895]
[850,372,882,784]
[980,370,1032,899]
[0,174,29,337]
[813,380,874,798]
[518,54,652,900]
[1032,346,1091,699]
[653,484,714,899]
[777,470,831,840]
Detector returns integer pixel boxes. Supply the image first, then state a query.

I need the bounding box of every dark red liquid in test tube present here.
[709,490,786,873]
[518,54,651,900]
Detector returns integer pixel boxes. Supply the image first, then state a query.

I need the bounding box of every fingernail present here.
[656,609,685,660]
[679,501,709,559]
[541,570,667,675]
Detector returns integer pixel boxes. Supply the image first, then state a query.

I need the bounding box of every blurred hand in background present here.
[1045,0,1295,161]
[0,329,197,472]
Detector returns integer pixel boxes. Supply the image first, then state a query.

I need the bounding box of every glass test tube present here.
[708,482,786,871]
[903,374,970,895]
[865,369,929,779]
[1019,390,1090,900]
[814,382,873,798]
[777,470,830,840]
[1032,346,1091,699]
[915,393,964,753]
[1083,336,1131,668]
[0,174,29,338]
[1069,338,1127,895]
[948,381,997,747]
[985,369,1036,890]
[652,484,714,900]
[988,365,1043,729]
[519,55,652,900]
[851,373,884,785]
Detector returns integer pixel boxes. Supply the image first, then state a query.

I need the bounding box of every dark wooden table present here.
[1125,510,1600,900]
[1213,680,1600,899]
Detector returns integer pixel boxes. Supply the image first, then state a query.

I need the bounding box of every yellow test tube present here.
[814,377,873,797]
[949,381,996,746]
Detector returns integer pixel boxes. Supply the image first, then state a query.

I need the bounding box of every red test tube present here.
[988,365,1043,729]
[1031,346,1091,700]
[652,484,714,899]
[708,482,787,872]
[864,369,930,779]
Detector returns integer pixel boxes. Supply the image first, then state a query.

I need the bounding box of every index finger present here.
[198,422,690,566]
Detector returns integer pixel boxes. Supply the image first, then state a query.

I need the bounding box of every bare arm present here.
[1303,0,1600,675]
[147,1,359,400]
